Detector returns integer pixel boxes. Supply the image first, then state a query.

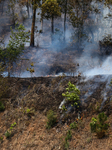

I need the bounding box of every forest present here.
[0,0,112,150]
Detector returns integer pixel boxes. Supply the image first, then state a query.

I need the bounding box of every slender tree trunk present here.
[26,0,29,18]
[30,0,36,47]
[12,8,15,27]
[41,18,43,32]
[8,61,11,78]
[41,0,43,32]
[1,0,4,15]
[64,0,67,41]
[51,15,54,42]
[76,9,80,50]
[51,15,54,34]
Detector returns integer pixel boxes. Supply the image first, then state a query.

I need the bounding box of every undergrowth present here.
[90,112,109,138]
[46,110,57,129]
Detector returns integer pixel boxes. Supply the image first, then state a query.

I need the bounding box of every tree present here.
[0,0,5,15]
[30,0,41,46]
[26,0,30,18]
[40,0,45,32]
[42,0,61,35]
[68,0,93,49]
[0,23,30,77]
[7,0,19,26]
[30,0,37,46]
[57,0,68,41]
[18,0,31,18]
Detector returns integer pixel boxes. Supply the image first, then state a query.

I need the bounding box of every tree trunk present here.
[41,0,43,32]
[26,0,29,18]
[64,0,67,41]
[1,0,4,15]
[51,15,54,34]
[51,15,54,43]
[12,8,15,27]
[8,61,11,78]
[41,18,43,32]
[30,0,36,47]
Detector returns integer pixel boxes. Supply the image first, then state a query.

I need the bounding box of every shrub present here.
[46,110,57,129]
[64,139,69,150]
[26,108,35,117]
[0,23,30,77]
[0,101,5,111]
[0,136,3,142]
[0,63,8,99]
[65,130,72,141]
[70,121,78,129]
[11,122,16,127]
[64,130,72,150]
[61,105,67,111]
[5,131,11,138]
[62,81,80,110]
[5,122,17,138]
[90,112,109,138]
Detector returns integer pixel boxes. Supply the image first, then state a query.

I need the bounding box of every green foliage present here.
[46,110,57,129]
[11,122,16,127]
[100,34,112,47]
[61,105,67,111]
[0,63,8,99]
[7,0,19,25]
[70,121,78,129]
[86,137,92,143]
[90,112,109,138]
[42,0,61,19]
[62,81,80,109]
[65,130,72,141]
[5,131,11,138]
[5,122,16,138]
[63,130,72,150]
[26,62,35,77]
[0,23,30,77]
[64,140,69,150]
[0,101,5,111]
[0,136,3,142]
[26,108,31,113]
[26,108,35,117]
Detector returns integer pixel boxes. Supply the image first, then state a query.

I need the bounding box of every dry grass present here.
[0,76,112,149]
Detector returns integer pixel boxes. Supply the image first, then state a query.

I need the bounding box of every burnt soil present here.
[0,75,112,150]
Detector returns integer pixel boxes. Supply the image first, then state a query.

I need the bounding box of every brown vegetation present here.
[0,76,112,149]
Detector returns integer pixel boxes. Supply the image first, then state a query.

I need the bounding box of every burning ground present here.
[0,74,112,149]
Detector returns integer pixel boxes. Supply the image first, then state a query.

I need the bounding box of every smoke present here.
[83,56,112,76]
[1,0,112,78]
[72,1,112,77]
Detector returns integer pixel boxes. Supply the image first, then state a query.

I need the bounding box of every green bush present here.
[26,108,35,117]
[5,131,11,138]
[5,122,17,138]
[0,136,3,141]
[0,63,8,99]
[0,23,30,77]
[0,101,5,111]
[61,105,67,111]
[11,122,16,127]
[62,81,80,110]
[70,121,78,129]
[90,112,109,138]
[64,139,69,150]
[46,110,57,129]
[64,130,72,150]
[65,130,72,141]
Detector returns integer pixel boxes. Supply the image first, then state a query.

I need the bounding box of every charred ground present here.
[0,75,112,149]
